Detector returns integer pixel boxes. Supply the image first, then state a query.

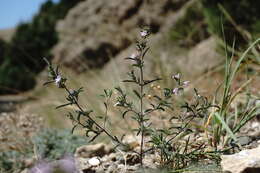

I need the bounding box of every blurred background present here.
[0,0,259,172]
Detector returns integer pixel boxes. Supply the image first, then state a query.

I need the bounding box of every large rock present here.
[175,36,223,77]
[52,0,190,72]
[221,145,260,173]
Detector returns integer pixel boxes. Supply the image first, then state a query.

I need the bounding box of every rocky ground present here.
[21,132,260,173]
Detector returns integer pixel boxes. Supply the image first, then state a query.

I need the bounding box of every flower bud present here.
[172,73,180,80]
[140,30,148,37]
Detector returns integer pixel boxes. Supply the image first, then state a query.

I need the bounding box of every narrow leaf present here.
[133,90,141,99]
[214,112,237,142]
[71,125,78,134]
[122,80,136,83]
[143,78,162,85]
[56,103,71,109]
[122,110,131,118]
[43,80,55,86]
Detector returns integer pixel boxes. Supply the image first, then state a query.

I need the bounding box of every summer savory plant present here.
[44,29,260,169]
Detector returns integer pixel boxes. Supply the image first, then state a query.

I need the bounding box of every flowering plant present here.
[44,29,260,169]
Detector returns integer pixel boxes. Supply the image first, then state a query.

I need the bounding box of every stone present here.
[76,157,90,171]
[75,143,112,158]
[107,163,118,173]
[55,156,79,173]
[176,36,223,77]
[124,153,141,166]
[52,0,191,72]
[121,135,141,151]
[88,157,101,166]
[221,145,260,173]
[76,157,104,173]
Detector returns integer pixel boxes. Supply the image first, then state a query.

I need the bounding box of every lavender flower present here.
[130,51,141,59]
[55,75,62,86]
[183,81,190,87]
[172,73,180,81]
[140,30,148,37]
[172,88,180,95]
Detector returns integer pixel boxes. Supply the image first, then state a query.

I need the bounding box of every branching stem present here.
[64,86,120,144]
[140,62,144,166]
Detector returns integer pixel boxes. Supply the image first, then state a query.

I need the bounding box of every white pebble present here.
[88,157,100,166]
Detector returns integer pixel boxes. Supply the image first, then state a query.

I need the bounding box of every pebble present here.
[88,157,101,166]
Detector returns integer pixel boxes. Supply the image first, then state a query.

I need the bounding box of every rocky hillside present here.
[0,28,16,42]
[52,0,193,72]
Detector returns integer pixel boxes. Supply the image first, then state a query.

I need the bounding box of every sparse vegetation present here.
[44,29,260,172]
[0,1,259,173]
[33,128,86,161]
[0,125,85,173]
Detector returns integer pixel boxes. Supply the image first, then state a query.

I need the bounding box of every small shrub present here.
[0,127,85,173]
[33,128,86,161]
[0,113,42,173]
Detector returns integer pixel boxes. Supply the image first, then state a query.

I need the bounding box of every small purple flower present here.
[172,73,180,81]
[183,81,190,87]
[172,88,180,95]
[140,30,148,37]
[55,75,62,86]
[130,51,141,59]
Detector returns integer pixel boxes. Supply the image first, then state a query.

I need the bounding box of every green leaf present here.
[142,47,150,58]
[144,108,153,113]
[43,80,55,86]
[115,86,124,95]
[143,78,162,86]
[214,112,237,142]
[104,102,107,109]
[89,133,100,143]
[56,103,71,109]
[122,80,136,83]
[133,89,141,99]
[122,110,131,118]
[71,125,78,134]
[154,95,162,101]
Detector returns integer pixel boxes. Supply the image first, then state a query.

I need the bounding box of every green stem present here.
[64,86,120,144]
[140,63,144,166]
